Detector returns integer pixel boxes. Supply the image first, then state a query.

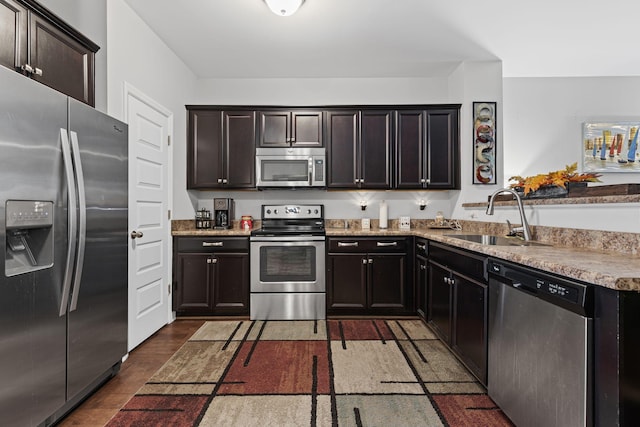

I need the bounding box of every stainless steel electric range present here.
[249,204,325,320]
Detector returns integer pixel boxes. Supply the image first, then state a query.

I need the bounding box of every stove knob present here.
[314,209,319,214]
[307,209,312,214]
[266,209,271,214]
[274,209,278,214]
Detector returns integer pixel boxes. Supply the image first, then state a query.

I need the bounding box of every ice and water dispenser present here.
[5,200,54,276]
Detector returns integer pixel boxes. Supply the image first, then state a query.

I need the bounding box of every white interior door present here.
[125,84,172,351]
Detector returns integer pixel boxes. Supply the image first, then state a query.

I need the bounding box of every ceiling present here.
[124,0,640,79]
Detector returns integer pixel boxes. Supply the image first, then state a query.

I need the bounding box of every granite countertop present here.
[325,227,640,292]
[172,219,640,292]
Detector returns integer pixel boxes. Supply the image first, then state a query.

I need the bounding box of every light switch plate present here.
[361,218,370,230]
[399,216,411,230]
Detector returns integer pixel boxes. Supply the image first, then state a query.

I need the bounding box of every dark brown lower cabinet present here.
[428,242,488,384]
[451,272,487,384]
[173,237,249,316]
[327,237,413,315]
[428,262,452,343]
[415,238,429,320]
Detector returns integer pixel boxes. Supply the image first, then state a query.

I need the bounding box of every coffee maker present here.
[213,198,234,229]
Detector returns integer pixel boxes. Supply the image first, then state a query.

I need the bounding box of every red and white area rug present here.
[107,319,513,426]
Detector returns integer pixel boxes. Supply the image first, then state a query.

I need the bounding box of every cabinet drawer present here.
[328,237,407,253]
[176,236,249,253]
[429,242,487,282]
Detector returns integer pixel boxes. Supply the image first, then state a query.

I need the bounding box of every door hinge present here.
[167,135,171,146]
[168,209,171,220]
[168,283,172,295]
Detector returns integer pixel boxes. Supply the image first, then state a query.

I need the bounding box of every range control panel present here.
[261,204,323,220]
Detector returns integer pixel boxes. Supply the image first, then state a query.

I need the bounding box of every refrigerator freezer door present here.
[0,68,69,426]
[66,99,128,401]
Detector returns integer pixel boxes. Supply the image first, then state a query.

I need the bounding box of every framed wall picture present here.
[473,101,497,184]
[582,122,640,172]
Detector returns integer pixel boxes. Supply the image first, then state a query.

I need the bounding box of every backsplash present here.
[173,219,640,256]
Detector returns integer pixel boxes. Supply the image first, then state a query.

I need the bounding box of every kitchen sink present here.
[445,234,550,247]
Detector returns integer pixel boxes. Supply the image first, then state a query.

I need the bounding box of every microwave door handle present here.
[309,157,313,185]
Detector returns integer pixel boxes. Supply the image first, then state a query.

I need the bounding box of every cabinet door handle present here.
[368,258,373,264]
[222,178,228,184]
[362,258,367,264]
[207,258,218,264]
[420,178,426,183]
[420,265,426,270]
[33,67,43,76]
[217,178,223,183]
[376,241,398,247]
[417,243,426,250]
[202,241,224,247]
[21,64,33,73]
[338,242,358,247]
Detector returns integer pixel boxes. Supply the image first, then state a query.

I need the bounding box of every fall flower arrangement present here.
[508,163,601,196]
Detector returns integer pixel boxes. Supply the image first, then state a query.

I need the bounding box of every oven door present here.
[250,236,326,293]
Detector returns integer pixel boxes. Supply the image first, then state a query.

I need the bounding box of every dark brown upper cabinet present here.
[327,109,393,189]
[258,110,323,147]
[0,0,98,106]
[396,107,460,189]
[187,108,256,189]
[0,0,28,72]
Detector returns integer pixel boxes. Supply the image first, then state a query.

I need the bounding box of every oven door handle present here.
[376,241,398,247]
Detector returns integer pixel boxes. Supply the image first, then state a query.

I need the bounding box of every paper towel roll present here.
[379,200,388,229]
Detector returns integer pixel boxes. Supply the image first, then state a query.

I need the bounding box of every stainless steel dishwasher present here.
[487,259,593,427]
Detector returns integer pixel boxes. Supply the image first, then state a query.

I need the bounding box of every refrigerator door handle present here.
[69,131,86,312]
[59,128,78,317]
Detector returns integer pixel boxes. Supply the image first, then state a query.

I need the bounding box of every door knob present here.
[130,230,144,239]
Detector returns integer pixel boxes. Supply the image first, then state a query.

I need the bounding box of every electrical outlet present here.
[361,218,370,230]
[399,216,411,230]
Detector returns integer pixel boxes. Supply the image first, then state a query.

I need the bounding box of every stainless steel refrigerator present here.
[0,66,128,426]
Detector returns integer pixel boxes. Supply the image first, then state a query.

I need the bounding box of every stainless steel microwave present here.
[256,147,326,188]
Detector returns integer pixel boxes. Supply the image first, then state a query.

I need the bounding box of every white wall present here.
[36,3,637,233]
[192,77,451,106]
[464,76,640,233]
[106,0,198,218]
[502,76,640,186]
[449,61,504,218]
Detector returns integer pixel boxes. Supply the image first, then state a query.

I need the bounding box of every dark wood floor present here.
[58,319,206,426]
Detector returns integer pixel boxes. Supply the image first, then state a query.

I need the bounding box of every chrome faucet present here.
[486,188,532,241]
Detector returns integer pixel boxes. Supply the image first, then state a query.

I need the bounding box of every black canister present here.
[195,208,211,229]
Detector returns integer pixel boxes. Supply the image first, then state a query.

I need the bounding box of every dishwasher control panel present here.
[488,259,592,316]
[535,278,580,304]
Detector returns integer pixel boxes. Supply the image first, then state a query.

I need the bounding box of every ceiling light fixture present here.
[264,0,305,17]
